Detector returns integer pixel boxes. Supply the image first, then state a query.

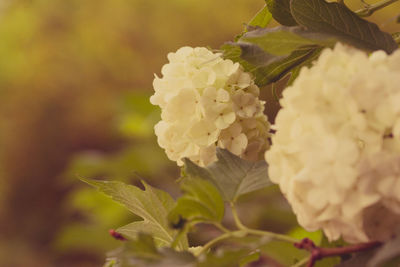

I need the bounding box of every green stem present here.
[194,231,238,256]
[211,222,231,233]
[230,202,299,243]
[194,203,301,257]
[245,228,300,243]
[356,0,400,17]
[291,257,310,267]
[230,202,247,230]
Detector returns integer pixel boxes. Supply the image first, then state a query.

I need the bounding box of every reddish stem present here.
[294,238,382,267]
[109,229,127,241]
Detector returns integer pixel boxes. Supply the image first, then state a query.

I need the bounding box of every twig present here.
[356,0,400,17]
[294,238,382,267]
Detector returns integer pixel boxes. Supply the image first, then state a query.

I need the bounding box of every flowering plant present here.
[82,0,400,266]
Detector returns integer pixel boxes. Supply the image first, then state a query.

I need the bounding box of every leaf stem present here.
[230,202,247,230]
[211,222,231,233]
[245,228,300,243]
[194,203,301,257]
[230,202,299,243]
[194,231,237,256]
[356,0,400,17]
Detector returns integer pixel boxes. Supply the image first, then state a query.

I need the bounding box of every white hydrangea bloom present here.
[151,46,270,166]
[265,43,400,243]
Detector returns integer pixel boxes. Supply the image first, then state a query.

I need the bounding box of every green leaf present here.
[286,44,321,86]
[169,177,224,227]
[266,0,298,26]
[232,41,286,66]
[248,4,272,28]
[235,5,272,42]
[260,240,308,266]
[127,233,160,260]
[240,26,334,56]
[290,0,398,53]
[198,248,258,267]
[222,43,322,86]
[183,148,272,202]
[105,234,196,267]
[288,227,323,245]
[80,178,188,250]
[367,235,400,267]
[239,251,260,267]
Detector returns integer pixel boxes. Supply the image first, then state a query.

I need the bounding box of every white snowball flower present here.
[265,43,400,243]
[218,122,248,155]
[152,46,270,166]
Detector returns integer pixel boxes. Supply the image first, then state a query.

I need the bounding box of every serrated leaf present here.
[235,5,272,42]
[105,234,159,267]
[260,240,308,266]
[198,248,257,267]
[127,233,160,260]
[290,0,398,53]
[169,177,224,226]
[367,235,400,267]
[248,4,272,28]
[80,178,188,250]
[286,41,323,86]
[183,148,272,202]
[266,0,298,26]
[232,42,286,66]
[106,234,196,267]
[240,26,334,56]
[222,43,321,86]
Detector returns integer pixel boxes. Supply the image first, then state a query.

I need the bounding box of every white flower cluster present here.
[151,47,269,166]
[265,43,400,243]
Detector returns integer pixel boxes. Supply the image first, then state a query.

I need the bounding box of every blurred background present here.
[0,0,398,266]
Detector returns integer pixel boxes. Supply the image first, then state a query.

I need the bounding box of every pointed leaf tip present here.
[184,148,272,202]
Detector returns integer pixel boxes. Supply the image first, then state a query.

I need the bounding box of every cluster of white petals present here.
[151,47,269,166]
[266,43,400,243]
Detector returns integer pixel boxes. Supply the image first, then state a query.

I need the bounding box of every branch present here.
[294,238,382,267]
[356,0,400,17]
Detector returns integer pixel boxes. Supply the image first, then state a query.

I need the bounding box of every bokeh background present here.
[0,0,398,266]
